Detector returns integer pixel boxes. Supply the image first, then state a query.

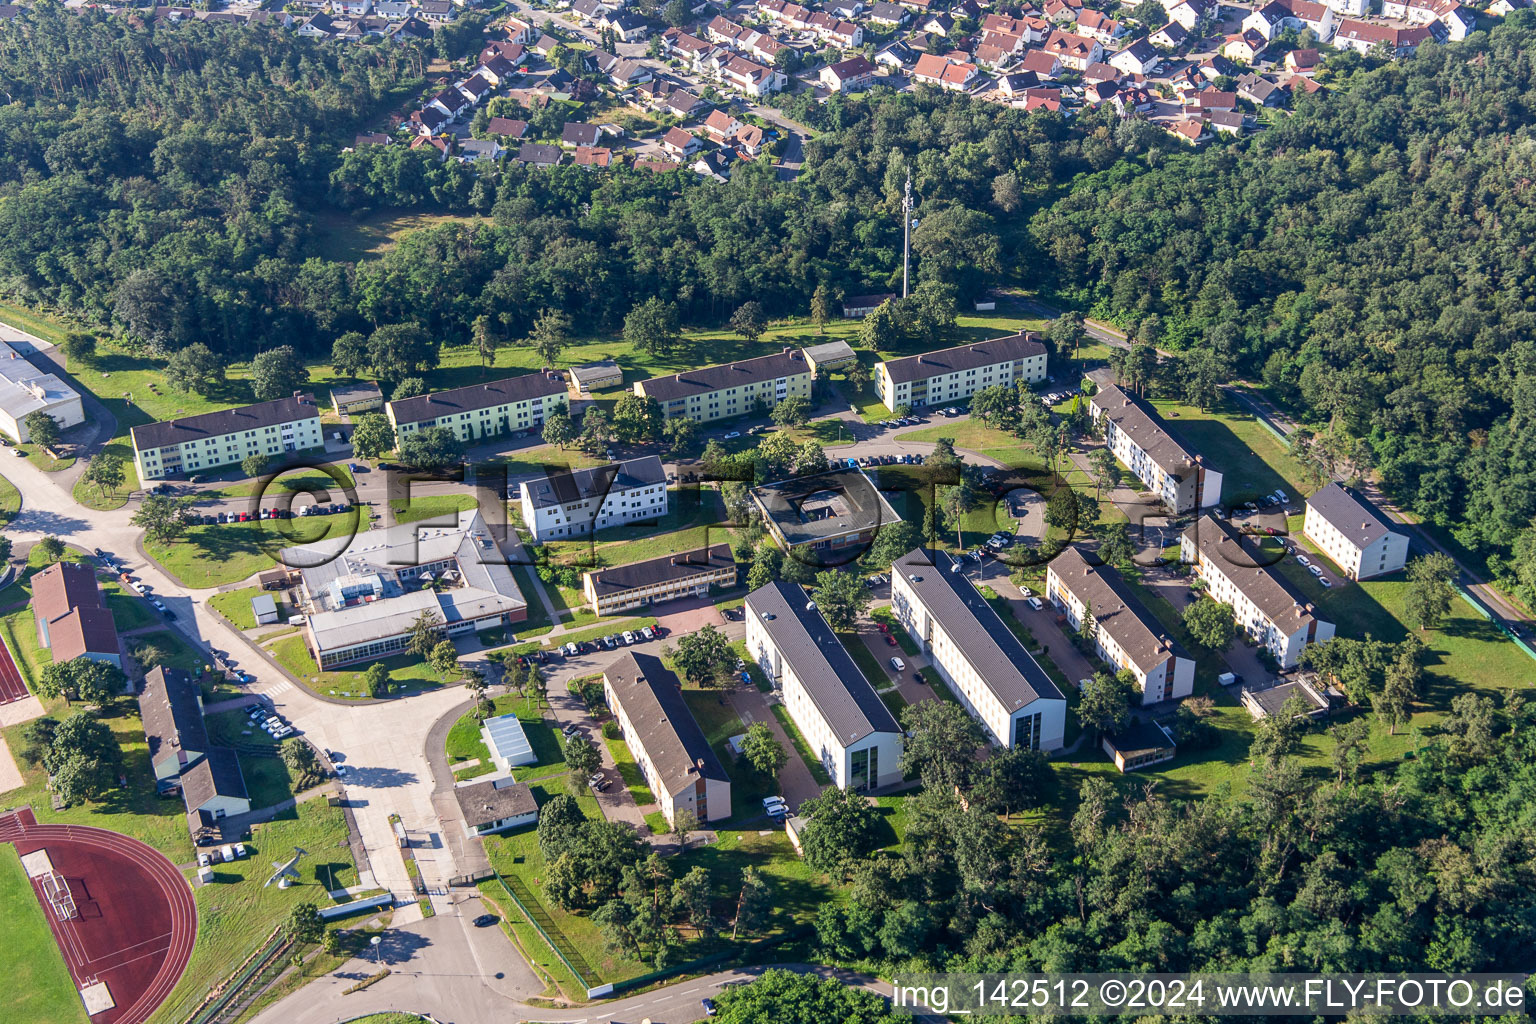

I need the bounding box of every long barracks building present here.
[634,347,811,424]
[385,373,568,443]
[131,393,324,482]
[875,332,1048,412]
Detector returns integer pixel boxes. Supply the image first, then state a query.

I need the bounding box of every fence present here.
[490,866,598,995]
[605,925,815,996]
[184,932,291,1024]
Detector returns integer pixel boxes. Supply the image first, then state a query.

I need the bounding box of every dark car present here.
[472,914,499,928]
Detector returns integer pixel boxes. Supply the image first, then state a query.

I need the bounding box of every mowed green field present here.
[0,845,88,1024]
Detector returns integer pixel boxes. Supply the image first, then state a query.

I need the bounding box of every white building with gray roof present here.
[1089,383,1222,513]
[517,455,668,542]
[284,508,527,669]
[890,549,1066,750]
[1303,483,1408,580]
[745,581,904,790]
[0,337,83,445]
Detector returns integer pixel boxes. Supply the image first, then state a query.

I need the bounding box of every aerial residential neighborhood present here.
[0,0,1532,1022]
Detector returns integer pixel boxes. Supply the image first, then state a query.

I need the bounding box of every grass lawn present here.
[148,801,358,1024]
[100,578,156,631]
[445,695,565,781]
[0,844,89,1024]
[540,490,729,568]
[309,209,491,263]
[769,704,834,787]
[71,437,142,512]
[2,603,50,685]
[604,735,658,808]
[1145,393,1314,503]
[389,492,479,525]
[895,418,1041,469]
[0,703,195,863]
[0,470,20,520]
[268,635,446,700]
[144,512,359,588]
[130,630,212,675]
[209,586,284,630]
[204,711,301,809]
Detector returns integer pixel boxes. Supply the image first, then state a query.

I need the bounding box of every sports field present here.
[0,843,88,1024]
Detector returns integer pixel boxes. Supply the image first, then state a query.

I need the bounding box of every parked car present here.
[723,431,741,439]
[1027,597,1044,611]
[562,722,580,737]
[890,656,905,671]
[588,772,609,791]
[1319,577,1333,588]
[473,914,499,928]
[622,630,636,645]
[1296,554,1311,567]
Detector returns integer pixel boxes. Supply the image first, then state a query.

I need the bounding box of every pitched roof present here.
[1048,545,1190,675]
[561,122,601,146]
[602,652,729,796]
[132,394,320,452]
[139,666,208,774]
[181,747,248,810]
[745,582,901,744]
[881,332,1046,385]
[1184,514,1326,628]
[518,142,563,165]
[49,607,120,663]
[453,776,538,828]
[488,116,529,138]
[638,347,809,401]
[1306,482,1397,550]
[1089,383,1205,478]
[520,455,666,511]
[388,373,564,426]
[662,125,697,149]
[574,145,613,167]
[32,561,103,626]
[893,549,1064,710]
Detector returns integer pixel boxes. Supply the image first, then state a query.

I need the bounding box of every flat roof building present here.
[582,544,737,616]
[1088,384,1222,513]
[567,360,624,394]
[744,581,903,790]
[889,549,1066,750]
[284,508,527,669]
[385,373,567,443]
[602,652,731,826]
[0,337,84,444]
[1241,678,1330,720]
[454,775,539,836]
[131,393,324,482]
[329,382,384,416]
[750,466,901,563]
[1303,482,1408,580]
[801,341,857,377]
[876,333,1048,412]
[1102,719,1177,772]
[1044,545,1194,705]
[634,347,812,425]
[1181,514,1335,669]
[251,593,279,625]
[518,456,668,543]
[32,561,120,668]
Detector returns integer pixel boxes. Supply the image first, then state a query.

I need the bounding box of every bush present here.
[602,719,620,740]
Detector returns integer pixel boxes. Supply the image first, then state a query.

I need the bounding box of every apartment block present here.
[745,581,904,790]
[876,333,1047,412]
[582,544,737,616]
[1044,544,1194,704]
[1088,384,1222,513]
[603,651,731,826]
[889,549,1066,749]
[1180,514,1335,669]
[634,347,811,424]
[131,393,323,482]
[1303,483,1409,580]
[518,456,668,543]
[385,372,567,443]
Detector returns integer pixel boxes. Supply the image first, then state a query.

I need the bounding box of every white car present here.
[272,726,294,739]
[1319,577,1332,588]
[233,843,247,859]
[151,599,166,611]
[723,431,741,439]
[1308,564,1323,577]
[220,845,236,863]
[1027,596,1044,611]
[622,630,636,645]
[1020,585,1034,597]
[1296,554,1311,567]
[890,656,905,672]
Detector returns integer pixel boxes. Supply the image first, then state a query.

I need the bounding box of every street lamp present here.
[370,935,382,965]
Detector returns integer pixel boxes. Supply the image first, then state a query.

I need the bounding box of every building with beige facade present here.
[876,333,1048,412]
[582,544,737,616]
[634,347,811,424]
[385,372,567,442]
[132,393,324,482]
[603,651,731,826]
[1180,514,1335,669]
[1045,544,1194,704]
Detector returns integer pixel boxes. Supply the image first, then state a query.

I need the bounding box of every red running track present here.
[0,628,29,703]
[0,808,198,1024]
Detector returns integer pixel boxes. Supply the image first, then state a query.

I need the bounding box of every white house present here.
[1088,384,1222,513]
[518,455,668,543]
[1303,483,1410,580]
[0,337,84,444]
[1243,0,1335,41]
[454,776,538,836]
[1181,514,1336,669]
[876,332,1047,412]
[603,652,732,826]
[1045,545,1195,705]
[745,582,904,790]
[890,550,1067,749]
[1109,38,1161,76]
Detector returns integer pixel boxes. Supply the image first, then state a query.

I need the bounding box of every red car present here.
[884,634,898,647]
